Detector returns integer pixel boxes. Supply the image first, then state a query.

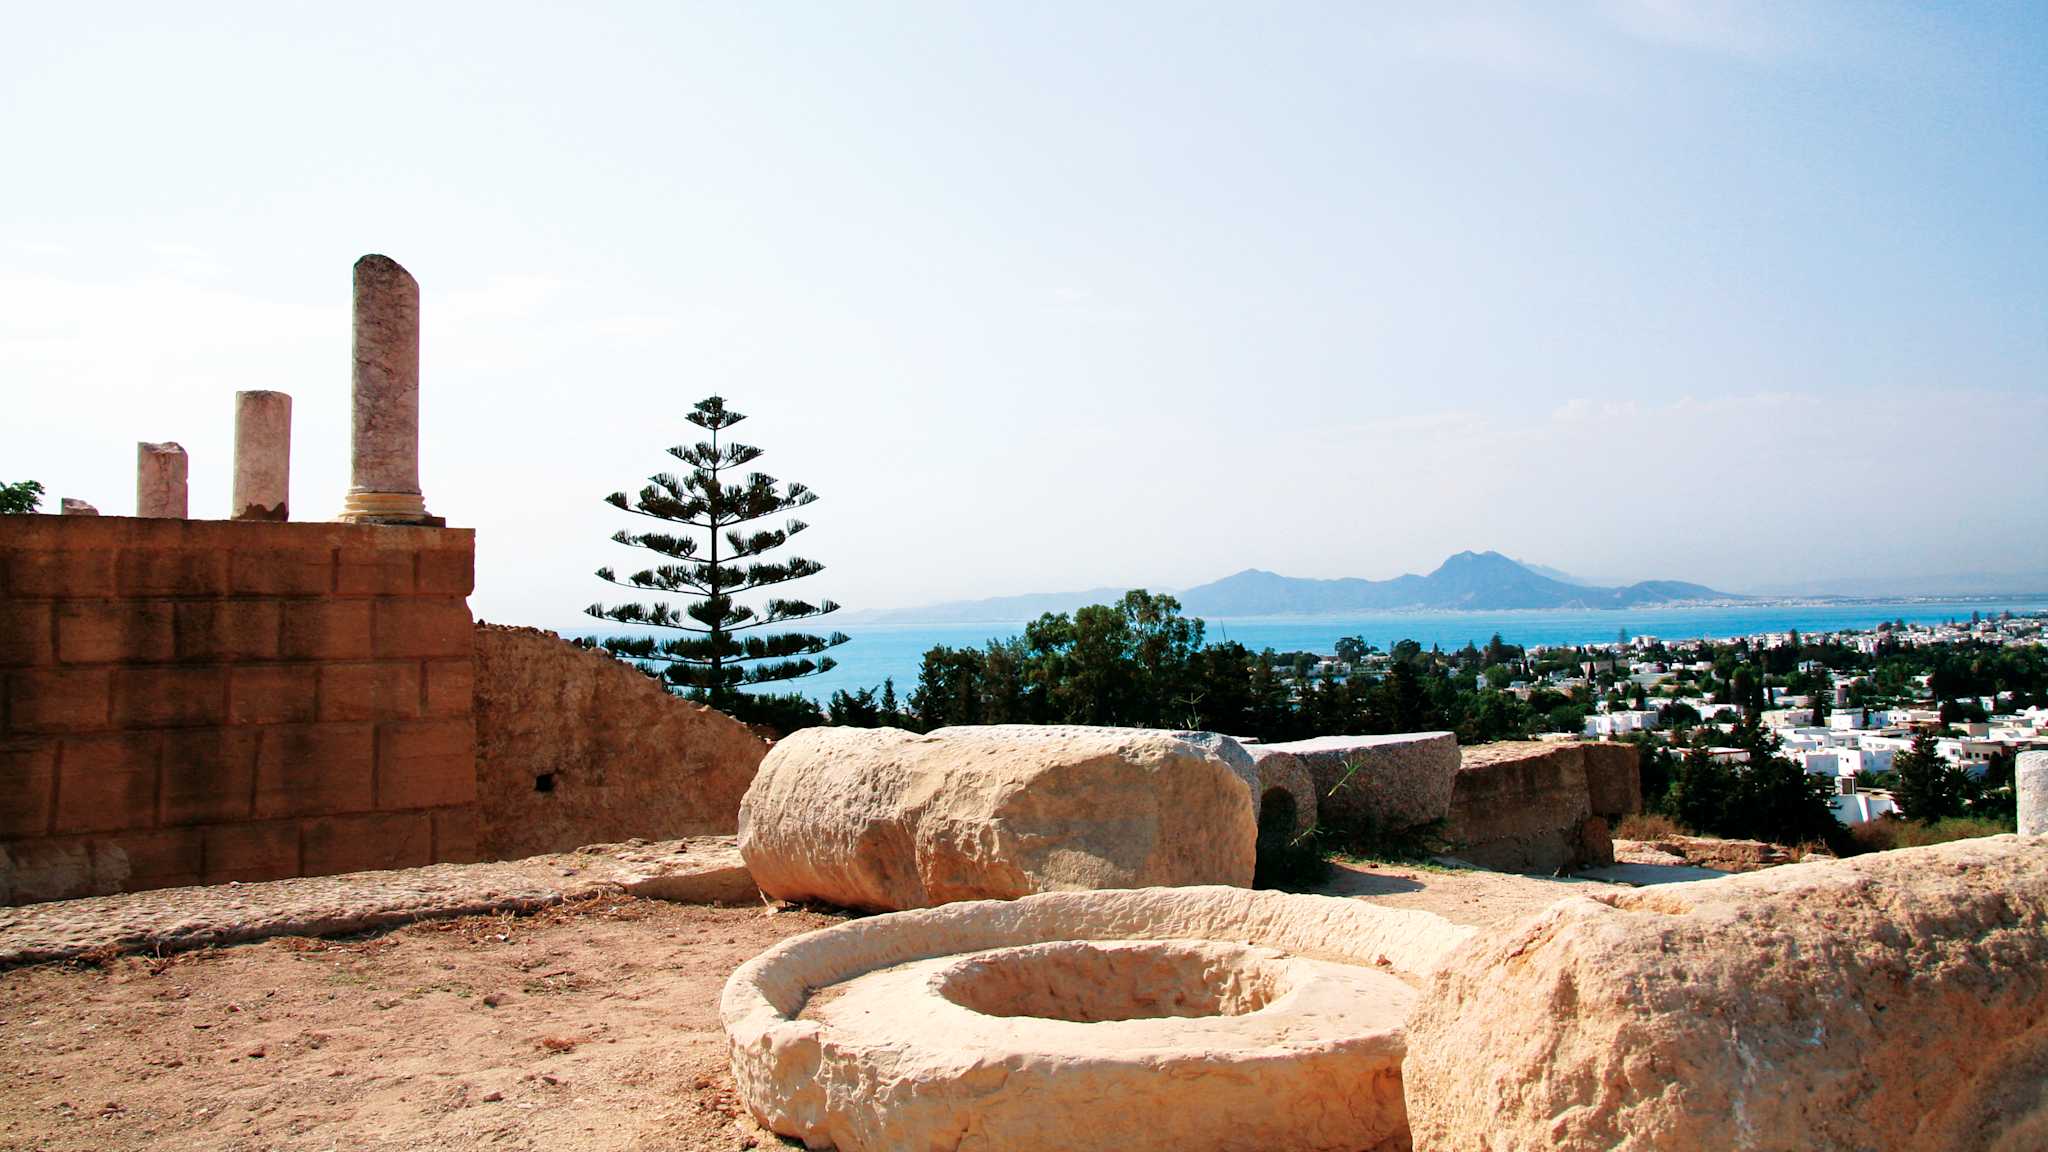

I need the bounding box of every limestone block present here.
[737,725,1259,911]
[1255,732,1457,835]
[1447,741,1604,872]
[1404,836,2048,1152]
[1580,740,1641,819]
[723,886,1475,1152]
[2021,750,2048,838]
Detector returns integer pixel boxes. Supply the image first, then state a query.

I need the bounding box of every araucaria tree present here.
[587,396,847,710]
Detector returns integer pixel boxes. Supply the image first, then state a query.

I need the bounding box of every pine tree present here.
[587,396,847,710]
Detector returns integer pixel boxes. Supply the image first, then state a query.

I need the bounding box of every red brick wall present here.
[0,515,478,904]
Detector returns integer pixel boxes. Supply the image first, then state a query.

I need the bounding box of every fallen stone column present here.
[135,441,187,518]
[231,389,292,521]
[738,725,1259,911]
[2021,750,2048,838]
[339,254,438,525]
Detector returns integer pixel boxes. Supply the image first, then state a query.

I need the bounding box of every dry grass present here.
[1613,812,1687,841]
[1848,816,2011,853]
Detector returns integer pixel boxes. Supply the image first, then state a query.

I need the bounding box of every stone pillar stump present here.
[2020,751,2048,839]
[136,442,188,518]
[232,389,292,521]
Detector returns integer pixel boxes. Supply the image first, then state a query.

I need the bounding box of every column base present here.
[339,489,444,527]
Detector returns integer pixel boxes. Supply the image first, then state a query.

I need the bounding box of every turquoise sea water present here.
[782,599,2048,702]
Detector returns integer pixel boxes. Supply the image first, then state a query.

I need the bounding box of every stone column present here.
[232,389,293,521]
[339,254,439,525]
[2020,751,2048,838]
[60,498,99,516]
[136,442,188,518]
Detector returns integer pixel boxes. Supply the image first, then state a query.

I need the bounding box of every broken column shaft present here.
[232,390,293,521]
[339,254,438,524]
[136,442,188,518]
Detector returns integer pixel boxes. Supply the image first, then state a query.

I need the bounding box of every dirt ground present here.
[0,896,842,1152]
[0,865,1621,1151]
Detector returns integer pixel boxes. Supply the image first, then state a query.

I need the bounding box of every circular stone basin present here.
[721,886,1475,1152]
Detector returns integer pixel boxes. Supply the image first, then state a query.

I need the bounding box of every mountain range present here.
[843,551,1739,624]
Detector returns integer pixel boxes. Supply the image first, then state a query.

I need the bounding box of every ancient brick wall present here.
[0,515,477,904]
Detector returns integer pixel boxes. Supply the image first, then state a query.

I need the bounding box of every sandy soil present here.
[0,895,841,1152]
[0,864,1635,1151]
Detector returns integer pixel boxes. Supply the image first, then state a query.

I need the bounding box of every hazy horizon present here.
[6,3,2044,628]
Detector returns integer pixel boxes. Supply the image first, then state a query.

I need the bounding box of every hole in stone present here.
[936,941,1290,1023]
[534,773,556,794]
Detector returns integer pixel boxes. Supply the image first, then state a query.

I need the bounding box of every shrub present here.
[1614,812,1686,841]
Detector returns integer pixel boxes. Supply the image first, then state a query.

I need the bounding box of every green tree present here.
[1893,732,1972,824]
[0,480,44,514]
[587,396,847,713]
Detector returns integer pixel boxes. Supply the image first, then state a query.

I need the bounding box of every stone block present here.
[116,548,228,597]
[54,731,162,834]
[1404,836,2048,1151]
[1446,742,1596,873]
[280,600,372,660]
[202,820,300,883]
[302,810,433,876]
[420,657,473,716]
[0,602,52,667]
[229,549,333,596]
[55,600,174,664]
[4,548,117,599]
[317,661,420,722]
[416,548,474,596]
[0,739,57,838]
[173,600,282,661]
[376,718,476,810]
[159,728,261,825]
[110,666,226,728]
[1581,742,1643,819]
[104,827,205,891]
[7,668,112,732]
[227,663,319,725]
[372,599,471,658]
[740,725,1258,911]
[335,545,414,596]
[254,723,375,818]
[1254,732,1459,836]
[432,806,481,863]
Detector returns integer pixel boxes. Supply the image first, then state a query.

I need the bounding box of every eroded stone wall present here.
[0,515,477,904]
[471,625,765,859]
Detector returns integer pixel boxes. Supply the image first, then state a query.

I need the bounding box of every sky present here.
[4,2,2045,631]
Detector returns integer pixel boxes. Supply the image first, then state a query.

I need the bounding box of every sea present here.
[781,599,2048,702]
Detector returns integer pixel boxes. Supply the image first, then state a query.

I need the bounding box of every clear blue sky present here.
[5,3,2044,626]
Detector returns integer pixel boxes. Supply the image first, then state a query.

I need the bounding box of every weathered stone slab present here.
[1404,836,2048,1151]
[2022,750,2048,838]
[0,837,754,968]
[738,725,1258,912]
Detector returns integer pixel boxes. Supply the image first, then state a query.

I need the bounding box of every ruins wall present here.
[0,514,477,904]
[471,624,766,859]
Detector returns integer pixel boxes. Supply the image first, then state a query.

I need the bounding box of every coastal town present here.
[1268,611,2048,828]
